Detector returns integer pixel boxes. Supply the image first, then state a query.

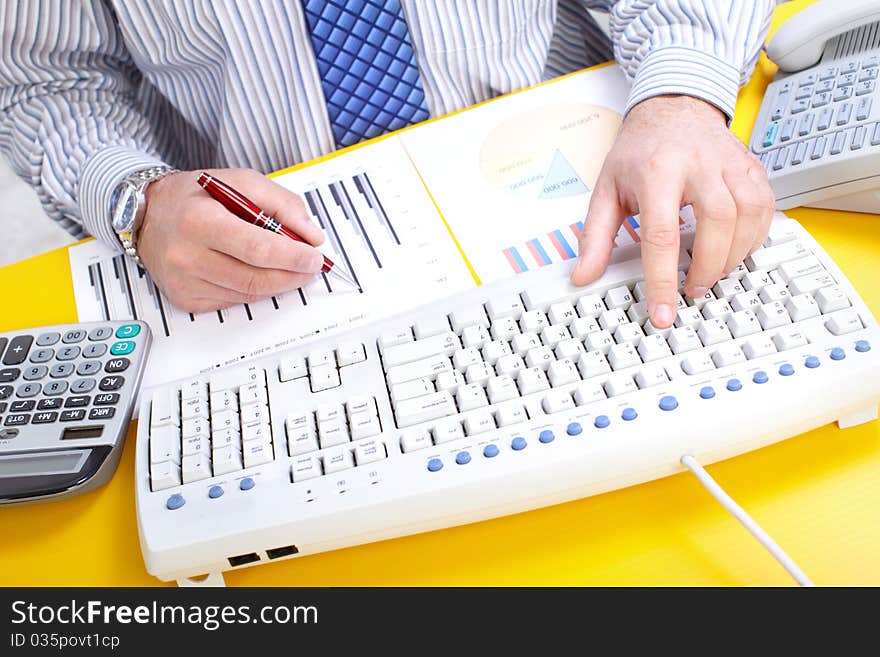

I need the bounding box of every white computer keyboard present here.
[135,214,880,583]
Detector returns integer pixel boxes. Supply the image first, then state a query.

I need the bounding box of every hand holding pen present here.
[135,168,342,313]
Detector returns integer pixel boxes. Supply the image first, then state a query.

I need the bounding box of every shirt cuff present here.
[78,145,169,250]
[624,45,741,123]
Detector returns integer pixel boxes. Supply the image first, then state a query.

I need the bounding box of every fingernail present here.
[311,252,325,272]
[653,303,674,327]
[687,285,708,299]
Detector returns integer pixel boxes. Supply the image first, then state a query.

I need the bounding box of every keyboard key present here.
[873,122,880,145]
[486,294,525,320]
[519,310,548,333]
[385,355,452,386]
[674,306,703,329]
[756,301,792,330]
[711,343,746,367]
[576,294,605,317]
[212,448,243,476]
[772,327,808,351]
[354,440,386,466]
[851,125,867,149]
[414,316,451,339]
[816,106,834,131]
[762,122,780,147]
[524,346,554,371]
[323,448,355,475]
[350,414,382,440]
[577,350,611,379]
[547,359,580,387]
[786,294,821,322]
[540,325,571,348]
[856,80,875,96]
[791,140,808,165]
[516,367,550,396]
[830,130,847,154]
[779,118,796,141]
[668,326,702,354]
[486,374,519,404]
[182,453,211,483]
[494,355,525,377]
[833,86,854,102]
[814,286,850,313]
[746,241,808,270]
[400,430,432,453]
[680,352,715,375]
[727,310,761,338]
[379,327,413,350]
[730,291,762,312]
[553,338,584,361]
[243,440,273,468]
[511,332,542,355]
[286,413,318,455]
[548,301,578,326]
[636,334,671,362]
[811,91,831,107]
[788,271,835,296]
[542,389,575,414]
[608,342,641,370]
[712,277,744,299]
[449,305,489,333]
[382,332,459,368]
[742,334,776,359]
[598,308,628,332]
[291,455,322,482]
[698,318,732,346]
[390,378,435,404]
[772,146,789,170]
[150,461,181,491]
[461,325,491,349]
[318,419,349,448]
[634,364,669,389]
[856,97,872,121]
[825,309,862,335]
[604,285,633,311]
[838,72,857,86]
[604,373,637,397]
[584,330,614,354]
[759,283,790,304]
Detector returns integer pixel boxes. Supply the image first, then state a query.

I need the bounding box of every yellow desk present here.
[2,0,878,586]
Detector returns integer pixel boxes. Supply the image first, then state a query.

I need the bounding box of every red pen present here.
[196,172,358,288]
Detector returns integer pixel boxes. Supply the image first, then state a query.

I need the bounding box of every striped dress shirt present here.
[0,0,776,250]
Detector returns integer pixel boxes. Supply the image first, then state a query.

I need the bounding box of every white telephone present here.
[750,0,880,213]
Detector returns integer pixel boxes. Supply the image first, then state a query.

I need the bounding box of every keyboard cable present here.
[680,454,815,587]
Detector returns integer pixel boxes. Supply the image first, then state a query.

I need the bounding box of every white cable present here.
[680,454,814,587]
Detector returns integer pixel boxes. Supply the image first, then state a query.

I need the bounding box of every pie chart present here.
[479,103,622,199]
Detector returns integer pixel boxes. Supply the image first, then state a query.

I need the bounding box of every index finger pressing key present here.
[637,189,683,328]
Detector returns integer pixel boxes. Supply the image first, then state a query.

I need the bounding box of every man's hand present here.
[571,95,775,328]
[138,168,325,313]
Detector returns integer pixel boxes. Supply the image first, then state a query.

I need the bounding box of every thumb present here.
[571,183,624,286]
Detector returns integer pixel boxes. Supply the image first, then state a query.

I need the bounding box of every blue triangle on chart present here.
[538,150,589,199]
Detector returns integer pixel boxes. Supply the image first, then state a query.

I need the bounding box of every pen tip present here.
[331,267,358,288]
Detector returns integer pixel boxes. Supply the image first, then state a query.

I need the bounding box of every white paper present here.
[70,137,475,391]
[400,65,690,283]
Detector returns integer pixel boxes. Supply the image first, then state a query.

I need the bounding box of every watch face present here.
[111,186,137,232]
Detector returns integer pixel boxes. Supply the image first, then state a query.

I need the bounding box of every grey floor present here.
[1,158,75,267]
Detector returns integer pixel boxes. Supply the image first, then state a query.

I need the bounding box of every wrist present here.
[627,94,726,126]
[111,165,178,265]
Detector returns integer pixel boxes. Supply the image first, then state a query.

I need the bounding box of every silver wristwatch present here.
[110,165,177,265]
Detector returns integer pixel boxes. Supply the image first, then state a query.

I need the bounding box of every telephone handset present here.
[750,0,880,213]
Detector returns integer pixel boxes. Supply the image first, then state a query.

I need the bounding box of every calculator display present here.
[0,451,87,478]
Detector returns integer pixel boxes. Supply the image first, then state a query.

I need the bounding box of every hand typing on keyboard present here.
[571,95,776,330]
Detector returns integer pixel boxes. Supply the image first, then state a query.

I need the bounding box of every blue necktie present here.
[302,0,431,148]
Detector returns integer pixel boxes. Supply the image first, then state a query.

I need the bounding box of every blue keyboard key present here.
[779,363,794,376]
[762,122,780,148]
[594,415,610,429]
[830,347,846,361]
[727,378,743,391]
[455,451,471,465]
[566,422,583,436]
[483,444,499,458]
[539,430,555,444]
[621,407,637,421]
[659,396,678,411]
[753,371,769,384]
[427,458,444,472]
[855,340,870,353]
[511,436,527,451]
[208,485,224,499]
[699,386,715,400]
[805,355,820,369]
[239,477,255,491]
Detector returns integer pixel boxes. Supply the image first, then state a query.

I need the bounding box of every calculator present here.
[0,321,150,505]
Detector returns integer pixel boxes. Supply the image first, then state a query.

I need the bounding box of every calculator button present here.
[4,413,30,426]
[32,412,58,424]
[110,341,135,356]
[104,357,130,373]
[89,407,115,420]
[94,393,120,406]
[0,368,20,383]
[36,398,63,410]
[50,363,75,378]
[43,381,68,396]
[99,375,125,391]
[70,378,96,394]
[64,396,90,408]
[23,365,48,381]
[76,361,102,376]
[88,327,114,341]
[60,409,86,422]
[115,324,141,339]
[56,346,80,361]
[779,118,796,142]
[3,335,33,365]
[35,332,60,347]
[10,400,35,412]
[82,343,107,359]
[62,329,87,344]
[0,386,12,400]
[817,107,834,131]
[29,348,54,363]
[16,383,40,398]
